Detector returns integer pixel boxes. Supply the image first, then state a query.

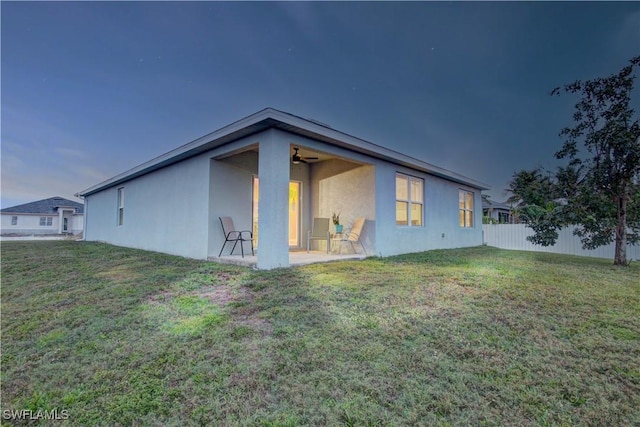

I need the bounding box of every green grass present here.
[1,241,639,426]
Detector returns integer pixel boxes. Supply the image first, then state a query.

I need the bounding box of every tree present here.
[510,56,640,265]
[506,168,555,207]
[506,168,564,245]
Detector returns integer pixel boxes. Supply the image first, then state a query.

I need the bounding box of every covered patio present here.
[207,127,375,269]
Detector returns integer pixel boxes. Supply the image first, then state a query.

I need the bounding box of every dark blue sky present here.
[2,1,638,207]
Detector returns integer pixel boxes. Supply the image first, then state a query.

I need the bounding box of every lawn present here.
[1,241,639,426]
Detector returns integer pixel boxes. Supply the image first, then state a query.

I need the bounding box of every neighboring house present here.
[1,197,84,235]
[482,199,514,224]
[78,108,489,269]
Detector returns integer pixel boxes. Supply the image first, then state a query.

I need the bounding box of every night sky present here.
[2,1,638,208]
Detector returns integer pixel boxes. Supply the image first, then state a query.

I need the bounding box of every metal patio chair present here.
[218,216,254,257]
[307,217,330,253]
[335,217,367,255]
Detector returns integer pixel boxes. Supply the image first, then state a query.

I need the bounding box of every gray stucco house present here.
[1,196,84,235]
[78,108,489,269]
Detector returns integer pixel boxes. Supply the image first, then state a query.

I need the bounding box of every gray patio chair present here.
[218,216,254,257]
[336,217,367,255]
[307,217,330,253]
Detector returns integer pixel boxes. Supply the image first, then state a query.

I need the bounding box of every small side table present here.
[331,233,348,254]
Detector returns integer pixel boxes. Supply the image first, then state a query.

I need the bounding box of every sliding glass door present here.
[288,181,300,247]
[252,177,301,248]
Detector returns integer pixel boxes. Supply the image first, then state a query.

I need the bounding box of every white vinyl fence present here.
[483,224,640,261]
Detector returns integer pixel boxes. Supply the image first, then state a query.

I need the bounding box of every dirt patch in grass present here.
[196,284,248,306]
[146,284,248,306]
[197,284,273,333]
[146,283,272,336]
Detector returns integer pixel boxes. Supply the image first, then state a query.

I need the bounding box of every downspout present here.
[58,208,64,234]
[74,193,86,241]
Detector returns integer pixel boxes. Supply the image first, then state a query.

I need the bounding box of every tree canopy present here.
[508,56,640,265]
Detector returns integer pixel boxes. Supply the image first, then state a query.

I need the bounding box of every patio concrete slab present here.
[209,251,366,268]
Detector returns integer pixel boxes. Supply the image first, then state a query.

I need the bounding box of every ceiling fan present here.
[291,147,318,164]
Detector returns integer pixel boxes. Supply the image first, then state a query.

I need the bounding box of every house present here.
[77,108,489,269]
[1,197,84,235]
[482,199,514,224]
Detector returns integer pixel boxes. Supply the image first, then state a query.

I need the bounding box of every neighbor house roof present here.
[482,199,512,210]
[78,108,490,197]
[1,197,84,214]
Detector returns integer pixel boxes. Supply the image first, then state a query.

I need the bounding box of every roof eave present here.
[78,108,490,196]
[78,108,279,197]
[268,109,491,190]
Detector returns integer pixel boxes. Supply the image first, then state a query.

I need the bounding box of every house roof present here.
[482,199,512,210]
[1,197,84,214]
[78,108,490,197]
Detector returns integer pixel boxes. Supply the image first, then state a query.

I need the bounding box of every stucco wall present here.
[310,160,376,253]
[84,153,211,259]
[71,214,84,234]
[374,162,483,257]
[208,155,256,257]
[1,213,84,235]
[2,213,56,234]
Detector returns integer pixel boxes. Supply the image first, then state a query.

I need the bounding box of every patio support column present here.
[257,130,290,269]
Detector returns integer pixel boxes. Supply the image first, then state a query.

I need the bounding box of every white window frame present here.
[117,187,125,226]
[396,173,424,227]
[459,190,474,228]
[39,216,53,227]
[11,216,17,226]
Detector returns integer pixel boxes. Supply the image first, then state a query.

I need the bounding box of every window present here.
[11,216,17,226]
[396,173,424,226]
[498,212,510,224]
[117,187,124,226]
[39,216,53,227]
[459,190,474,228]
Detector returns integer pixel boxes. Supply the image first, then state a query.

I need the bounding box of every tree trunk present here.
[614,194,628,266]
